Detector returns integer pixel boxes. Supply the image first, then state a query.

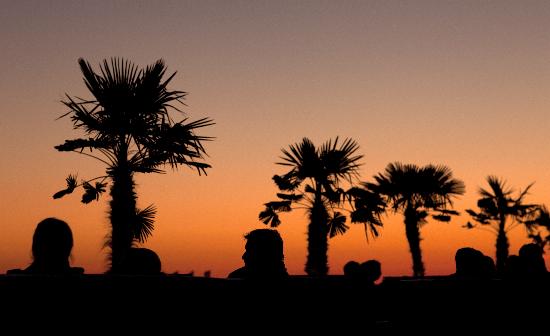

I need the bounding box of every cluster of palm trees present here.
[260,138,550,277]
[54,57,549,276]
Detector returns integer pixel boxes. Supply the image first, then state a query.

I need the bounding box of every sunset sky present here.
[1,0,549,277]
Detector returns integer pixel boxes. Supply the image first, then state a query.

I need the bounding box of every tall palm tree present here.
[259,137,366,276]
[371,162,465,277]
[466,176,538,273]
[54,58,213,272]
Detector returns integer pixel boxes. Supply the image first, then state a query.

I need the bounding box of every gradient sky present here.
[1,0,549,277]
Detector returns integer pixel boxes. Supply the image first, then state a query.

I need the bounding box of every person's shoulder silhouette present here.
[7,217,83,275]
[228,228,288,279]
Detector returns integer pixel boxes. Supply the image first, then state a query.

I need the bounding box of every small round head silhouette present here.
[361,259,382,284]
[30,217,74,273]
[229,228,288,279]
[519,243,543,260]
[343,260,361,277]
[242,229,284,268]
[519,243,547,276]
[454,247,484,277]
[120,248,162,275]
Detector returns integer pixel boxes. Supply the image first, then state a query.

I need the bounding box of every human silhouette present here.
[518,243,547,278]
[454,247,484,278]
[228,229,288,279]
[361,259,382,285]
[118,247,162,275]
[7,217,84,275]
[343,260,361,278]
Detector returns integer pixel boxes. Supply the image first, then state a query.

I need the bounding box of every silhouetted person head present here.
[454,247,485,278]
[343,260,361,278]
[361,259,382,285]
[119,248,162,275]
[7,217,83,275]
[519,243,547,277]
[228,229,288,279]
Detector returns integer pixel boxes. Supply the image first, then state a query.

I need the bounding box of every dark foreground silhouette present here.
[117,247,163,275]
[7,218,84,275]
[228,229,288,279]
[0,274,547,333]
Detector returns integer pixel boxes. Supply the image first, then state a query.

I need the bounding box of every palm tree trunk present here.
[109,147,137,273]
[495,219,509,275]
[305,191,329,276]
[405,206,424,277]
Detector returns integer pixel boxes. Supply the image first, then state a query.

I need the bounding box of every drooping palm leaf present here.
[52,174,78,199]
[133,204,157,243]
[81,181,107,203]
[273,174,300,191]
[276,193,304,201]
[347,185,386,240]
[259,207,281,227]
[328,212,349,238]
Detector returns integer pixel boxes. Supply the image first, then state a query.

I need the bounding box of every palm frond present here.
[55,137,112,152]
[432,214,451,222]
[259,207,281,227]
[273,173,301,191]
[320,137,363,182]
[52,174,78,199]
[277,193,304,201]
[463,221,476,229]
[437,209,460,216]
[81,181,107,203]
[264,201,292,212]
[328,212,349,238]
[278,138,320,180]
[133,204,157,243]
[304,184,316,194]
[322,184,343,203]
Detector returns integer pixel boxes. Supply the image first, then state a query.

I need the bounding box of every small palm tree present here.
[466,176,539,273]
[371,162,465,277]
[54,58,213,272]
[523,205,550,249]
[259,137,367,276]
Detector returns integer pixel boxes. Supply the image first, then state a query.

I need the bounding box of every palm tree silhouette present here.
[54,58,213,272]
[465,176,538,273]
[524,205,550,250]
[259,137,363,276]
[370,162,465,277]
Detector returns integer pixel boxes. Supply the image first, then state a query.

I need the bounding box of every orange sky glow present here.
[1,1,549,276]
